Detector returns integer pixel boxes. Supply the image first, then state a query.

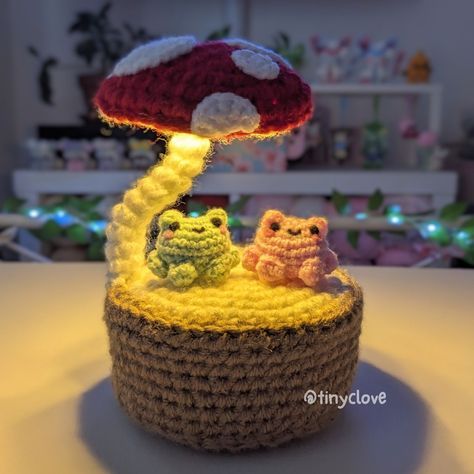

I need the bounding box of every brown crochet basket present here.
[104,270,363,452]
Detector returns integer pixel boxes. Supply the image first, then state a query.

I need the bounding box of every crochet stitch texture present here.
[243,210,338,288]
[104,266,363,451]
[146,208,240,287]
[95,39,312,139]
[96,36,363,452]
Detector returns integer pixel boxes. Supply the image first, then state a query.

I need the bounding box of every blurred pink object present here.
[417,131,438,147]
[330,230,382,261]
[325,194,432,216]
[286,124,308,160]
[211,139,287,172]
[376,246,422,266]
[399,118,419,139]
[385,195,432,214]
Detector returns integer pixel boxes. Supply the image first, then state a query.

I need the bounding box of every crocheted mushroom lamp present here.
[97,36,363,452]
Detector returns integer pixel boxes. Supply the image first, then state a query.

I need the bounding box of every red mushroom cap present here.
[94,36,313,140]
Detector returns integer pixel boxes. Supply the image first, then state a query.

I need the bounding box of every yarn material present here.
[111,36,197,77]
[243,210,339,288]
[105,133,211,285]
[107,264,358,332]
[146,208,240,288]
[94,39,313,140]
[223,38,292,68]
[190,92,260,138]
[231,49,280,80]
[104,281,363,452]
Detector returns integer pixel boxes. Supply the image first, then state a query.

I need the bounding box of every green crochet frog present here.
[146,208,240,288]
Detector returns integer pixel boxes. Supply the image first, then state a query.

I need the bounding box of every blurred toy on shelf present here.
[23,136,161,171]
[362,97,388,168]
[357,37,404,83]
[210,138,287,172]
[399,117,419,140]
[362,121,388,169]
[397,92,447,170]
[25,139,62,170]
[286,105,332,170]
[398,95,421,168]
[60,139,95,171]
[93,138,125,170]
[310,36,352,83]
[404,51,432,83]
[416,131,448,170]
[330,128,357,165]
[128,138,157,170]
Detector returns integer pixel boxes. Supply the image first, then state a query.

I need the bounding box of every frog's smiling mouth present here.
[192,226,206,233]
[287,228,301,236]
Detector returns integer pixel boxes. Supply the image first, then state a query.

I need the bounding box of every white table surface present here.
[0,264,473,474]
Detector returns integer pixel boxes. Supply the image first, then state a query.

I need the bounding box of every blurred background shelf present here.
[13,169,457,209]
[311,83,443,136]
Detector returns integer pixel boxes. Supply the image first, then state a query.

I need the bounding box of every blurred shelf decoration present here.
[24,135,163,171]
[326,189,474,267]
[13,169,457,210]
[310,83,443,137]
[1,196,106,262]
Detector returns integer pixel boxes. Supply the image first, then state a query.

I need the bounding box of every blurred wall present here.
[3,0,474,146]
[0,0,16,201]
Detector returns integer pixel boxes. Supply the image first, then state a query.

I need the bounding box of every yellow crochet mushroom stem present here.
[105,133,212,285]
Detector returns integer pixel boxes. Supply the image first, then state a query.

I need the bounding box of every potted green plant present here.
[271,32,306,70]
[69,2,158,120]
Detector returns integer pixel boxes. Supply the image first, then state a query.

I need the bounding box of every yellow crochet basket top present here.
[108,263,361,332]
[103,134,361,332]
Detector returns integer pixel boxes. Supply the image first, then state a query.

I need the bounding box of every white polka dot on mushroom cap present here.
[110,36,196,77]
[231,49,279,80]
[191,92,260,138]
[224,38,292,68]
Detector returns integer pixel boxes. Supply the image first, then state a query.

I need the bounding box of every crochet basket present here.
[104,266,363,452]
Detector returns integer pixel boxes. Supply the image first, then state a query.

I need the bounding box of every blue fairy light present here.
[455,230,469,240]
[52,209,76,227]
[88,220,107,234]
[454,230,472,249]
[27,208,42,218]
[386,203,404,225]
[387,204,402,214]
[418,220,441,239]
[188,211,200,218]
[387,214,404,225]
[354,212,368,220]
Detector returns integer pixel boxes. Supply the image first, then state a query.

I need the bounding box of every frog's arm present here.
[168,262,199,288]
[242,244,261,271]
[203,250,240,285]
[230,246,240,268]
[255,254,286,283]
[146,249,169,278]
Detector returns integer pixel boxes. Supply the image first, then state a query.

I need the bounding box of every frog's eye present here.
[168,221,180,232]
[211,217,222,227]
[309,225,319,235]
[270,222,280,232]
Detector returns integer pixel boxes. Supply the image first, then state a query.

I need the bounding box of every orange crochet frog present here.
[242,210,338,288]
